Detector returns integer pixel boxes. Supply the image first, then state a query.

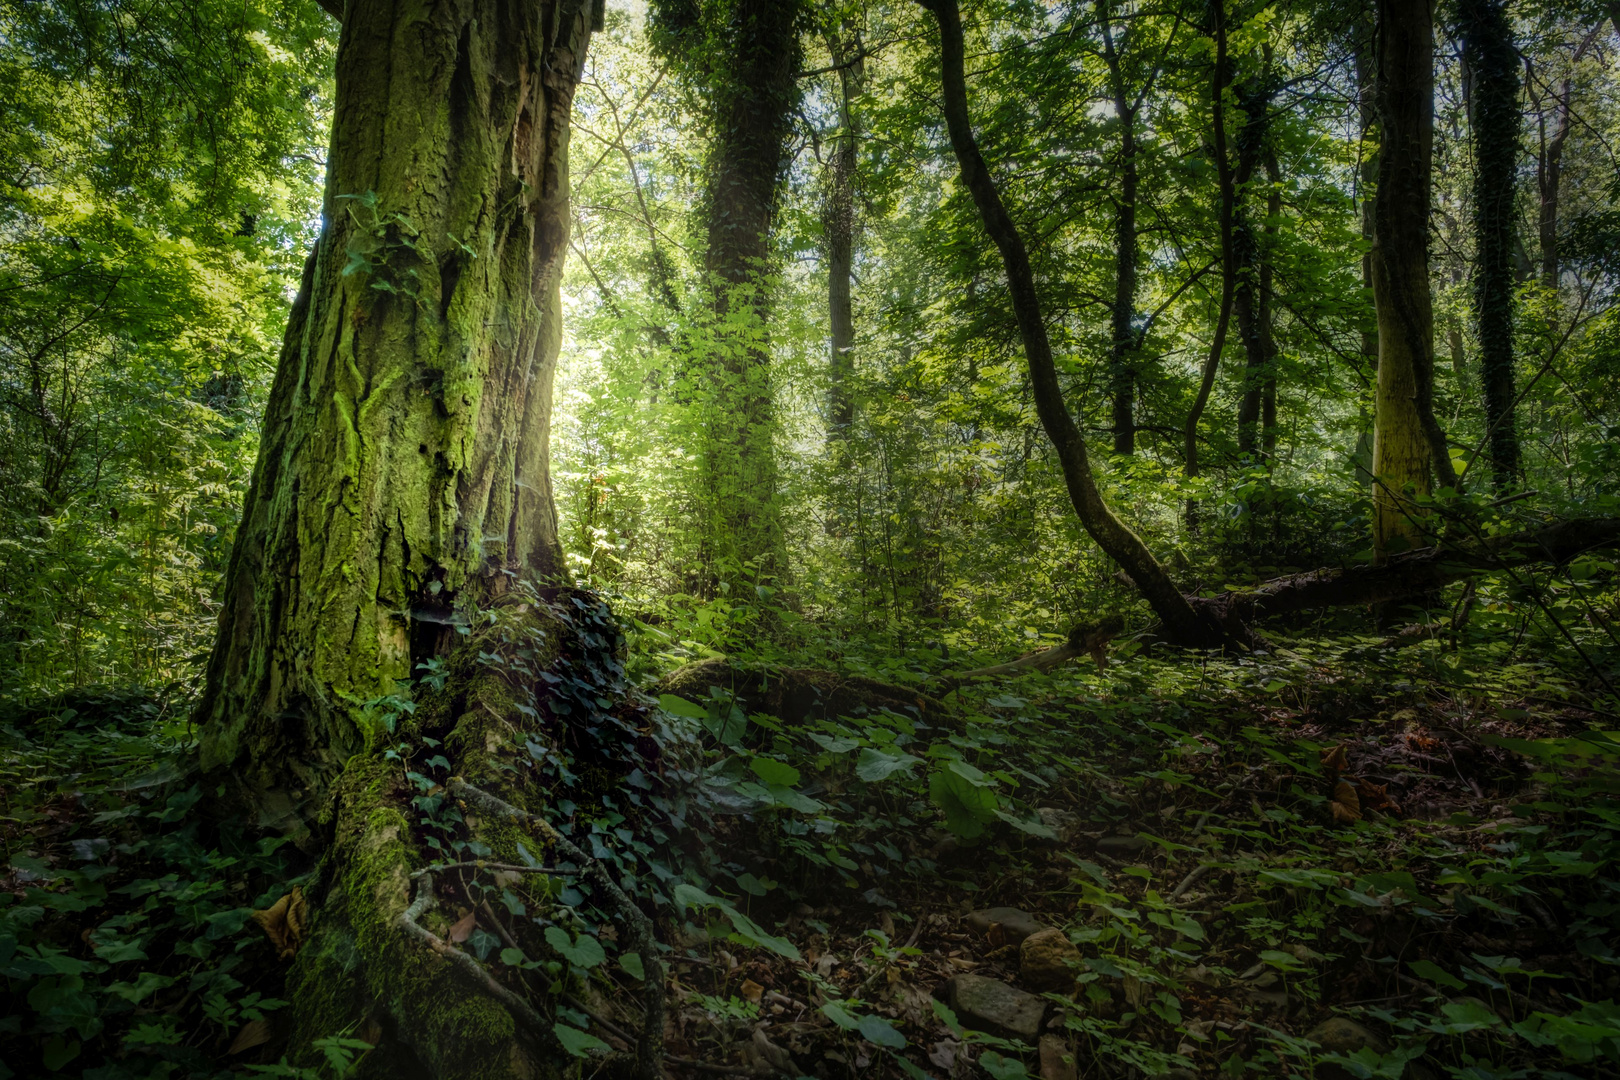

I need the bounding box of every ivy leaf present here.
[978,1051,1032,1079]
[618,952,645,980]
[821,1002,860,1030]
[657,694,707,720]
[1409,959,1466,991]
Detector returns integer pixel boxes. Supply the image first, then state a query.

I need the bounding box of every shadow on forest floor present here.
[3,632,1619,1079]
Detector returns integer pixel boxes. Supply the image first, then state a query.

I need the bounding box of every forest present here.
[3,0,1620,1077]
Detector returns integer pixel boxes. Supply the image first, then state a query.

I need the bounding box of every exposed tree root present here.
[941,615,1126,684]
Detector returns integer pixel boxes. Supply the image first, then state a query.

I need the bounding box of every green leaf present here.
[856,747,922,782]
[857,1013,906,1049]
[929,765,998,838]
[544,926,605,969]
[657,694,707,720]
[41,1036,80,1072]
[619,952,645,980]
[750,757,800,787]
[822,1002,860,1030]
[553,1022,610,1057]
[1408,959,1465,991]
[979,1051,1032,1079]
[499,947,527,967]
[671,885,801,961]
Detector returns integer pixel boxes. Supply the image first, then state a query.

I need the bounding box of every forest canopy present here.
[3,0,1620,1078]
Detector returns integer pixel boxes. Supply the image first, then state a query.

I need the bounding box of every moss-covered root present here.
[283,754,572,1080]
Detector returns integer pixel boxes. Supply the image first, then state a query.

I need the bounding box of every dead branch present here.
[943,615,1126,683]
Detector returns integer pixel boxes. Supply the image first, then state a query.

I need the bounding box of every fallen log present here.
[1190,517,1620,638]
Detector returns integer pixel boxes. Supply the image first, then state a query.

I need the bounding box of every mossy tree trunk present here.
[1370,0,1453,558]
[1098,0,1143,456]
[652,0,804,593]
[197,0,596,831]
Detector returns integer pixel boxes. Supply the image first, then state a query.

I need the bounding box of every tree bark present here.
[1193,517,1620,631]
[918,0,1225,649]
[824,24,863,436]
[1459,0,1522,489]
[197,0,592,829]
[675,0,803,590]
[1183,0,1238,484]
[1233,78,1278,463]
[1537,77,1570,291]
[1099,0,1141,455]
[1371,0,1453,558]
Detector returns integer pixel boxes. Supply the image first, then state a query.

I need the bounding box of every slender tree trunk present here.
[1350,13,1379,487]
[1099,1,1140,455]
[1537,77,1571,290]
[919,0,1224,648]
[825,26,863,436]
[198,0,592,825]
[1259,151,1281,461]
[1184,0,1237,483]
[1233,77,1277,462]
[1459,0,1522,489]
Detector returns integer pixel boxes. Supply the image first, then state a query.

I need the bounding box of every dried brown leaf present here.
[251,885,308,961]
[740,979,764,1003]
[228,1018,273,1055]
[448,908,478,944]
[1320,745,1349,773]
[1330,779,1362,823]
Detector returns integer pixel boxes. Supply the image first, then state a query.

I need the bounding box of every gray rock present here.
[948,973,1046,1042]
[965,906,1047,943]
[1035,807,1082,841]
[1039,1033,1077,1080]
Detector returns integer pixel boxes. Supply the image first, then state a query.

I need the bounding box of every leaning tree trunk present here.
[1370,0,1452,558]
[1459,0,1522,489]
[920,0,1225,649]
[197,0,591,827]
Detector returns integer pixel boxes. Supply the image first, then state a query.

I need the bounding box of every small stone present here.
[965,906,1047,944]
[1035,807,1081,840]
[1020,928,1081,991]
[1096,834,1147,856]
[1306,1018,1392,1080]
[1305,1017,1389,1055]
[1039,1034,1077,1080]
[948,973,1046,1042]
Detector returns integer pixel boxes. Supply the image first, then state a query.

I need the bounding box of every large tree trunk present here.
[1459,0,1522,489]
[656,0,803,591]
[1371,0,1453,558]
[919,0,1225,649]
[197,0,590,829]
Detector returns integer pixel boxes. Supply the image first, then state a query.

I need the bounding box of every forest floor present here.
[3,629,1619,1079]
